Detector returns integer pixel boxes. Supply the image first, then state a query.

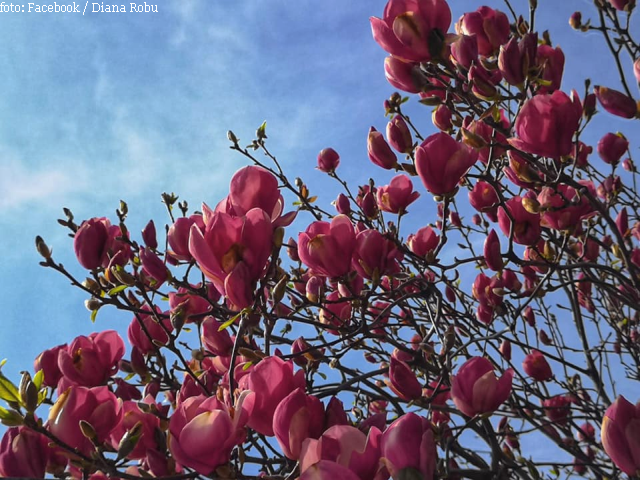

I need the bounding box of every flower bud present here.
[432,104,453,131]
[569,11,582,29]
[522,350,553,381]
[368,127,398,169]
[386,116,413,154]
[594,86,638,119]
[484,229,503,271]
[500,339,512,361]
[317,148,340,173]
[141,220,158,249]
[597,132,629,165]
[335,193,351,215]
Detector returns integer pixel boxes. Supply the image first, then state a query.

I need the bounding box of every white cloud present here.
[0,149,87,210]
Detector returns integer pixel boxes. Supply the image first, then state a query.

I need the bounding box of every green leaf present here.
[108,285,129,296]
[218,312,242,332]
[242,362,253,371]
[0,406,23,426]
[0,372,21,404]
[90,309,98,323]
[33,369,44,390]
[256,120,267,140]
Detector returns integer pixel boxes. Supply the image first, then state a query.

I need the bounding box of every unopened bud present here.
[111,266,136,286]
[82,278,101,294]
[19,372,38,413]
[569,11,582,30]
[116,421,144,461]
[84,297,102,312]
[273,226,285,249]
[271,274,289,305]
[227,130,239,145]
[79,420,97,441]
[35,236,52,260]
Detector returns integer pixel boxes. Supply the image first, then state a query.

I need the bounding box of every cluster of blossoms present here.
[2,0,640,479]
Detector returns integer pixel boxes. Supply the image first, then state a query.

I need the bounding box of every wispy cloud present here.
[0,148,88,210]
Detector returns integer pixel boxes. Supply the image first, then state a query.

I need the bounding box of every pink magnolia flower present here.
[300,424,382,480]
[273,388,325,459]
[468,64,499,101]
[48,386,123,455]
[299,460,362,480]
[139,247,168,286]
[384,56,421,93]
[484,229,503,271]
[504,150,540,189]
[189,206,273,310]
[607,0,635,11]
[537,182,595,231]
[601,395,640,476]
[472,272,503,308]
[597,132,629,165]
[0,427,51,478]
[74,217,131,269]
[57,330,125,387]
[317,148,340,173]
[141,219,157,249]
[594,86,638,119]
[407,226,439,258]
[380,413,437,480]
[416,132,479,196]
[376,175,420,214]
[432,104,453,131]
[353,229,403,280]
[543,395,572,424]
[335,193,351,215]
[465,115,509,164]
[239,356,306,436]
[368,126,398,170]
[370,0,452,62]
[34,343,66,388]
[536,44,565,93]
[109,398,161,460]
[168,393,251,475]
[127,308,173,355]
[201,316,234,357]
[468,180,499,217]
[298,215,356,278]
[386,115,413,154]
[73,217,111,269]
[168,283,217,324]
[497,196,541,246]
[450,34,478,70]
[509,90,582,158]
[522,350,553,382]
[387,355,422,401]
[456,6,510,56]
[498,33,537,87]
[450,357,513,417]
[216,165,295,226]
[319,291,353,333]
[168,214,205,261]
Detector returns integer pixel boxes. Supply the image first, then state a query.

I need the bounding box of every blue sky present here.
[0,0,638,463]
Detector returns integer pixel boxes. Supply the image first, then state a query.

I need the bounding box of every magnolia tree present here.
[2,0,640,479]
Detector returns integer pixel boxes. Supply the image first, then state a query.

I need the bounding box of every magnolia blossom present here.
[370,0,452,62]
[450,357,513,417]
